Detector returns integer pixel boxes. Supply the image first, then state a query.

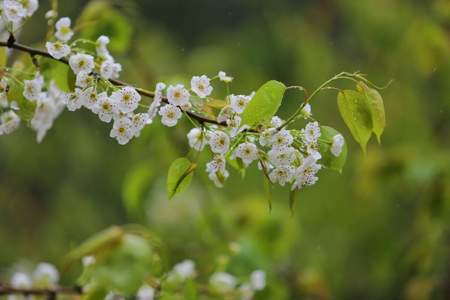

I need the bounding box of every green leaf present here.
[337,90,373,152]
[122,163,154,214]
[318,126,348,173]
[357,82,386,143]
[166,157,196,199]
[40,58,71,92]
[0,47,7,67]
[241,80,286,126]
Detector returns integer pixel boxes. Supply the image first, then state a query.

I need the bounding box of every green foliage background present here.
[1,0,449,299]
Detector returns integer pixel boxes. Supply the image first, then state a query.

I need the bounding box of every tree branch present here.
[0,38,226,127]
[0,285,83,296]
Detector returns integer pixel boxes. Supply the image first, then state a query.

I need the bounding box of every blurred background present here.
[1,0,449,299]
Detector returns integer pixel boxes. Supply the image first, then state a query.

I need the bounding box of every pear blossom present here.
[271,129,293,149]
[217,106,233,123]
[137,285,154,300]
[66,89,84,111]
[301,103,312,118]
[69,53,95,75]
[23,76,43,101]
[31,97,58,143]
[46,41,71,59]
[229,94,250,114]
[55,17,73,42]
[232,142,258,166]
[159,104,182,127]
[167,84,190,107]
[0,78,8,107]
[209,272,237,293]
[92,92,117,123]
[218,71,233,83]
[96,35,111,58]
[147,82,166,120]
[250,270,266,291]
[303,121,321,143]
[269,166,294,186]
[80,87,98,110]
[191,75,213,98]
[110,116,133,145]
[2,0,26,26]
[130,113,149,137]
[100,59,115,79]
[206,155,229,187]
[331,134,345,156]
[33,262,59,287]
[208,130,230,154]
[75,72,94,88]
[259,128,277,146]
[111,86,141,113]
[0,110,20,135]
[270,116,283,128]
[292,155,322,190]
[82,256,96,267]
[168,260,196,282]
[10,272,31,289]
[187,127,206,151]
[268,146,297,167]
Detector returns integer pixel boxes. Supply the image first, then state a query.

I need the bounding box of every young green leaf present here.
[337,90,373,152]
[166,157,196,199]
[357,82,386,143]
[241,80,286,126]
[122,163,154,214]
[318,126,348,173]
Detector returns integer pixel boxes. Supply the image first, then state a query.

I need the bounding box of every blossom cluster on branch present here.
[0,0,386,195]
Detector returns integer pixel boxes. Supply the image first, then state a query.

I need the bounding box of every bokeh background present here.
[1,0,450,299]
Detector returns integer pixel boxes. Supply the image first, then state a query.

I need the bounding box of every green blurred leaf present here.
[166,157,196,199]
[357,82,386,143]
[0,47,7,67]
[289,189,298,214]
[337,90,373,152]
[122,163,154,214]
[318,126,348,173]
[241,80,286,126]
[40,58,71,92]
[77,1,132,54]
[184,280,198,300]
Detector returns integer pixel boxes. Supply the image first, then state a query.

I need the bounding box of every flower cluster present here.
[0,0,38,31]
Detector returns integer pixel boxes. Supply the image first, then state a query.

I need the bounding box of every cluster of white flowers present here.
[0,0,38,31]
[209,269,266,299]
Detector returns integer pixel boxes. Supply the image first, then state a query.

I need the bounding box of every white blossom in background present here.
[167,259,196,282]
[111,86,141,113]
[23,75,43,101]
[208,130,230,154]
[54,17,73,42]
[167,84,190,107]
[136,285,154,300]
[46,41,71,59]
[270,116,283,128]
[239,283,254,300]
[82,256,96,267]
[33,262,59,288]
[218,71,233,83]
[232,142,258,166]
[22,0,38,17]
[69,53,95,75]
[92,93,117,123]
[159,104,182,127]
[10,272,31,288]
[110,116,133,145]
[331,134,345,156]
[191,75,212,98]
[0,110,20,135]
[187,127,207,151]
[31,97,58,143]
[250,270,266,291]
[209,272,237,293]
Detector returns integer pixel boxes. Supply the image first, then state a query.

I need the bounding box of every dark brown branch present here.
[0,39,227,127]
[0,285,83,296]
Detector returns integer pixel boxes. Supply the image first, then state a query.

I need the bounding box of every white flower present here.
[167,84,190,107]
[46,41,71,59]
[271,129,293,149]
[268,146,296,167]
[158,104,182,127]
[10,272,31,289]
[259,128,277,147]
[44,9,56,19]
[217,106,233,123]
[111,62,122,79]
[31,97,58,143]
[69,53,95,75]
[187,127,206,151]
[47,81,68,114]
[23,76,43,101]
[331,134,345,157]
[147,82,166,120]
[301,103,312,118]
[92,92,117,123]
[80,87,98,110]
[130,113,149,137]
[33,262,59,288]
[21,0,38,17]
[191,75,212,98]
[239,283,254,300]
[100,59,115,79]
[250,270,266,291]
[209,272,237,293]
[291,155,322,190]
[229,94,250,114]
[111,86,141,113]
[168,260,196,281]
[303,121,321,143]
[136,285,154,300]
[269,166,294,186]
[2,0,26,26]
[208,130,230,154]
[96,35,111,58]
[0,110,20,135]
[270,116,283,128]
[66,88,84,111]
[55,17,73,42]
[218,71,233,83]
[0,78,9,107]
[206,155,229,187]
[75,72,93,88]
[110,116,133,145]
[232,142,258,166]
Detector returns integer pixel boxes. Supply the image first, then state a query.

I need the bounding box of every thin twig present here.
[0,285,83,296]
